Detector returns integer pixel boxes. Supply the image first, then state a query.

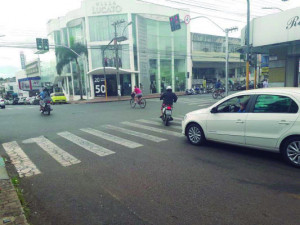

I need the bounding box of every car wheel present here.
[281,137,300,168]
[186,123,205,145]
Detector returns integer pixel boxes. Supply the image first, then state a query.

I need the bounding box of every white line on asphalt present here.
[121,122,182,137]
[172,117,183,121]
[81,128,143,149]
[104,125,167,143]
[136,119,182,130]
[57,131,115,157]
[152,118,181,125]
[197,104,212,107]
[30,136,81,167]
[2,141,41,178]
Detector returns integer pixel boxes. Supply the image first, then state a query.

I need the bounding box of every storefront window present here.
[160,60,172,92]
[175,59,186,92]
[149,59,158,93]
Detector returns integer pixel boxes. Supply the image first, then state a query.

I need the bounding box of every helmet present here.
[166,86,172,90]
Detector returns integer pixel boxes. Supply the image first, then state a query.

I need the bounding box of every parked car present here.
[18,97,26,105]
[30,96,40,105]
[0,98,5,109]
[51,92,67,104]
[24,97,31,105]
[182,88,300,168]
[5,99,13,105]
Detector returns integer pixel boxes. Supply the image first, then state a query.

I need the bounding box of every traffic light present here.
[36,38,43,50]
[43,39,49,51]
[249,54,257,66]
[169,14,181,32]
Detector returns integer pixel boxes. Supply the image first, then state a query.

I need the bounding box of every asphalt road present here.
[0,94,299,225]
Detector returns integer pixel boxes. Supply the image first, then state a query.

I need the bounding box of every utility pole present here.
[112,20,125,98]
[225,27,238,96]
[246,0,250,90]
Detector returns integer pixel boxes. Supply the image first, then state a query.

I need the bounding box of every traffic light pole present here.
[246,0,250,90]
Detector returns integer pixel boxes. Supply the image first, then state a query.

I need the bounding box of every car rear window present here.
[254,95,299,113]
[55,93,65,96]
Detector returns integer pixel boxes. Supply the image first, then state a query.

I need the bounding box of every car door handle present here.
[279,120,290,125]
[236,120,244,124]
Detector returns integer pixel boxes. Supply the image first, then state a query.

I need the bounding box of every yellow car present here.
[51,92,67,104]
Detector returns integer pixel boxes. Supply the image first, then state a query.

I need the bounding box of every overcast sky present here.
[1,0,300,78]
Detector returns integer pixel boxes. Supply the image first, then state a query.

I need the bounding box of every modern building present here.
[47,0,192,99]
[192,33,245,86]
[16,56,58,97]
[241,7,300,87]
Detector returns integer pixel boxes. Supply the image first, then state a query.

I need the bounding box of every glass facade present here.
[89,14,128,42]
[91,45,130,70]
[135,16,188,94]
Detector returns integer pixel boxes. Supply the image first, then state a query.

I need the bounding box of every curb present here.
[0,158,29,225]
[69,92,187,105]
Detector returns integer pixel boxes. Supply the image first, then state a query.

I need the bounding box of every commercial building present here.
[192,33,245,86]
[242,7,300,87]
[47,0,192,99]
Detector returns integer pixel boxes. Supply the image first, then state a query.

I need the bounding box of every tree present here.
[55,39,88,100]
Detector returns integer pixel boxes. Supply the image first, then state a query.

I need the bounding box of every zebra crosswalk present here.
[147,97,218,107]
[1,117,185,178]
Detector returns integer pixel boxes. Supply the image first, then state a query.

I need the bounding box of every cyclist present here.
[160,86,178,119]
[132,85,143,104]
[215,79,222,90]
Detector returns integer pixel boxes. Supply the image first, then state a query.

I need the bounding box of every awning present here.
[87,67,139,76]
[53,76,64,84]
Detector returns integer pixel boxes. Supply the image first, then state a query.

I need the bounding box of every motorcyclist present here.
[160,86,178,119]
[39,87,50,112]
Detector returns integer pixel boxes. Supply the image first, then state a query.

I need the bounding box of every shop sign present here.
[93,75,106,97]
[286,16,300,30]
[92,1,122,15]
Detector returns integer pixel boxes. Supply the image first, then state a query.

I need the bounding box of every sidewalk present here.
[0,158,29,225]
[69,92,186,104]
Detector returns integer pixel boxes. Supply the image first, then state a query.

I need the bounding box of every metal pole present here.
[246,0,250,90]
[114,24,121,98]
[225,29,229,96]
[102,49,108,101]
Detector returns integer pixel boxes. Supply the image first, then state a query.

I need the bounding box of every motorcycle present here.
[162,105,173,126]
[185,89,195,95]
[40,99,53,115]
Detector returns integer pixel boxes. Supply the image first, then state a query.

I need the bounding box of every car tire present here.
[186,123,205,146]
[281,137,300,168]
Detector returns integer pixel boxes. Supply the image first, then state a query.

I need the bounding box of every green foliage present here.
[55,39,88,75]
[11,176,31,219]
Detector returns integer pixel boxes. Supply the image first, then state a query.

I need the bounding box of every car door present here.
[206,95,251,144]
[245,94,299,149]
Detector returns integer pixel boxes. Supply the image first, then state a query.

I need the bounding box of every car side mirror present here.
[211,107,218,114]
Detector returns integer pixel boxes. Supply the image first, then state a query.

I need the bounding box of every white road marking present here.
[198,103,212,107]
[104,125,167,143]
[172,117,183,121]
[121,122,182,137]
[57,131,115,157]
[28,136,81,167]
[2,141,41,178]
[136,119,182,130]
[81,128,143,149]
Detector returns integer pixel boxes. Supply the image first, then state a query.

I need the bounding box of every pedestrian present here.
[263,79,269,88]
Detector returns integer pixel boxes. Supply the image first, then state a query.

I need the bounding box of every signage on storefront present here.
[93,75,106,97]
[92,1,122,15]
[286,16,300,30]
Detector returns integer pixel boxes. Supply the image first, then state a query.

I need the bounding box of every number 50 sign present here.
[93,75,106,97]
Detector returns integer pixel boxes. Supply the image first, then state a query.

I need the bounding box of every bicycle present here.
[130,93,146,108]
[212,88,225,99]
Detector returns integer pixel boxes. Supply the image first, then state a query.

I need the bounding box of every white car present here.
[182,88,300,168]
[0,98,5,109]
